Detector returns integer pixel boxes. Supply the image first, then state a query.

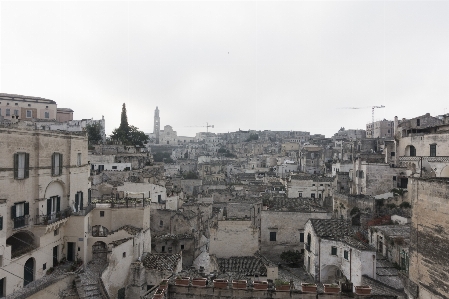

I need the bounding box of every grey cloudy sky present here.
[1,1,449,137]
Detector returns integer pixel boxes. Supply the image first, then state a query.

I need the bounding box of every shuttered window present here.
[14,152,29,179]
[52,153,63,176]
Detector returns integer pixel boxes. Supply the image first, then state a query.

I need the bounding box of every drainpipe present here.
[318,238,321,282]
[349,249,352,282]
[372,254,376,278]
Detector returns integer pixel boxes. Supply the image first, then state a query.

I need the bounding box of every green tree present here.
[110,103,148,146]
[85,123,103,144]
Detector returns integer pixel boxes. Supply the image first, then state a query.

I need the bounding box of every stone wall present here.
[408,178,449,299]
[209,220,259,258]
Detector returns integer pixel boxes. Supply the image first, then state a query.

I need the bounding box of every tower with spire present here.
[153,107,160,144]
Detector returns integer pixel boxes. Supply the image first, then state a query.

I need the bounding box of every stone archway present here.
[92,241,108,261]
[7,231,36,259]
[440,165,449,178]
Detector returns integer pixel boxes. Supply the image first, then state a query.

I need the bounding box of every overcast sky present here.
[1,1,449,137]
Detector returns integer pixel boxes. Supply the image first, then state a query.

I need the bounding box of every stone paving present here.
[75,259,107,299]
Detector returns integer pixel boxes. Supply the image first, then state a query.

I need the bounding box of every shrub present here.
[280,250,302,264]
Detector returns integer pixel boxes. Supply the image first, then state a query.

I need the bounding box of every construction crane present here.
[185,122,215,133]
[340,105,385,137]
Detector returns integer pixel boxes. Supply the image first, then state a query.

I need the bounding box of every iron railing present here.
[13,215,30,229]
[35,208,72,225]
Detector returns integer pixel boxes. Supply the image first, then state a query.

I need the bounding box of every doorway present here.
[67,242,75,262]
[24,258,34,286]
[53,246,58,267]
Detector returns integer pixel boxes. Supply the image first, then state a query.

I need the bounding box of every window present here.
[27,104,31,107]
[0,108,1,116]
[6,109,10,116]
[52,153,62,176]
[14,152,29,179]
[181,244,184,250]
[43,263,46,270]
[159,220,163,227]
[54,228,59,236]
[417,119,420,126]
[100,211,105,217]
[26,110,32,118]
[75,192,84,212]
[123,252,126,258]
[14,110,18,116]
[0,217,3,230]
[391,152,395,157]
[45,112,49,119]
[331,246,338,256]
[14,103,18,106]
[298,193,302,197]
[410,146,416,157]
[161,246,165,252]
[112,166,117,170]
[77,153,81,166]
[430,144,437,157]
[11,202,29,228]
[344,250,349,260]
[300,233,304,242]
[393,176,397,181]
[311,193,315,198]
[270,232,277,241]
[47,196,61,218]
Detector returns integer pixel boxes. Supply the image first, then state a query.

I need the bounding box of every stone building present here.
[366,119,394,138]
[299,145,324,174]
[351,156,405,196]
[260,198,331,262]
[0,93,57,121]
[394,114,449,177]
[368,225,410,268]
[304,219,376,288]
[0,125,88,296]
[0,122,153,298]
[403,178,449,299]
[287,174,333,199]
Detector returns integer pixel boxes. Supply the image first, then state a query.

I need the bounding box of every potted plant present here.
[275,279,290,291]
[213,279,228,289]
[301,283,317,293]
[232,280,247,289]
[324,283,340,294]
[253,281,268,290]
[175,276,190,286]
[192,277,207,287]
[355,285,372,295]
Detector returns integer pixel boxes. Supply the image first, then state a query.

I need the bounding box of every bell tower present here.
[153,107,160,144]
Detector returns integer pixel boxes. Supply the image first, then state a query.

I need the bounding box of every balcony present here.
[13,215,30,229]
[35,208,72,226]
[72,203,95,216]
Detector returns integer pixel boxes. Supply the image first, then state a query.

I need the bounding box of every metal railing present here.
[35,208,72,225]
[13,215,30,229]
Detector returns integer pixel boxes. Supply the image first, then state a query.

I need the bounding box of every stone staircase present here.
[75,259,107,299]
